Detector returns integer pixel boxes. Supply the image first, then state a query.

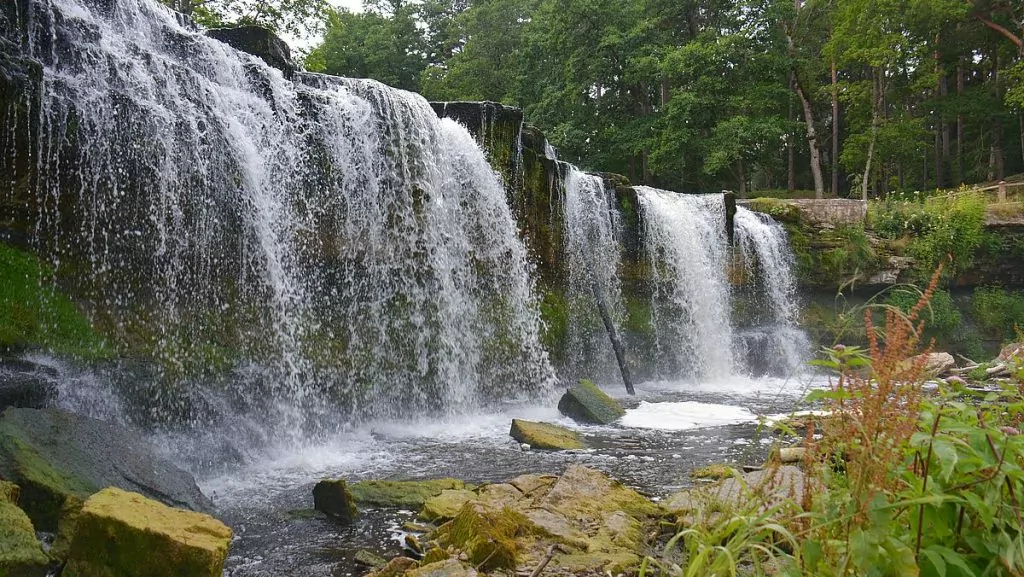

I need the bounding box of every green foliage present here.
[746,198,802,224]
[905,193,987,277]
[0,244,108,359]
[972,286,1024,342]
[159,0,328,36]
[884,287,961,345]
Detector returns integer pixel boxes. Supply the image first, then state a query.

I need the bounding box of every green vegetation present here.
[0,243,107,359]
[972,286,1024,342]
[884,287,961,346]
[645,278,1024,575]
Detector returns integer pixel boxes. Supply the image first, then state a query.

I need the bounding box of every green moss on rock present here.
[509,419,583,450]
[0,243,108,359]
[0,499,49,577]
[0,480,19,504]
[557,379,625,425]
[62,487,231,577]
[350,479,468,508]
[440,504,531,571]
[404,559,477,577]
[420,489,476,522]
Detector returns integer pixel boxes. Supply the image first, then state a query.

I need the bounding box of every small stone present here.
[374,557,419,577]
[557,379,625,425]
[690,464,738,480]
[404,534,424,558]
[509,419,583,451]
[313,479,359,524]
[354,549,387,569]
[778,447,806,463]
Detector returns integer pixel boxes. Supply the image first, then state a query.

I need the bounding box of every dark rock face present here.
[0,360,58,410]
[205,26,297,78]
[0,407,213,531]
[312,479,358,523]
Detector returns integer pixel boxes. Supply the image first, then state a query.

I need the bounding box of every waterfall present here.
[636,187,734,379]
[1,0,554,436]
[561,168,624,382]
[733,207,809,375]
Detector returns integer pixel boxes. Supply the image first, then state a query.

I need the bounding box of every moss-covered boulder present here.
[437,503,531,571]
[312,479,359,523]
[62,487,231,577]
[0,479,18,503]
[0,497,49,577]
[420,489,476,522]
[0,407,212,531]
[557,379,625,425]
[350,478,468,508]
[690,464,739,480]
[509,419,583,450]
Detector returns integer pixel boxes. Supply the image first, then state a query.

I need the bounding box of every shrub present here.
[972,286,1024,342]
[908,193,986,277]
[883,287,961,346]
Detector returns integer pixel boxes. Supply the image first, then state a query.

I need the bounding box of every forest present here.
[162,0,1024,197]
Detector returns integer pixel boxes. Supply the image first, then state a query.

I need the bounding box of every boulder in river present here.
[63,487,232,577]
[205,26,297,78]
[0,486,50,577]
[313,479,359,523]
[903,352,956,378]
[0,407,213,531]
[557,379,625,425]
[508,419,583,450]
[998,342,1023,362]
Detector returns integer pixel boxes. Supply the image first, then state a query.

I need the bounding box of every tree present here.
[162,0,329,36]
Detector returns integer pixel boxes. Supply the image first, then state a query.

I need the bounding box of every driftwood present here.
[590,277,635,395]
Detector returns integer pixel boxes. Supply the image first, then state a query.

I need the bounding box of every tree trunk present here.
[831,58,839,197]
[863,69,882,201]
[794,78,826,198]
[957,59,964,184]
[934,35,944,188]
[737,158,747,196]
[990,52,1005,181]
[787,72,796,191]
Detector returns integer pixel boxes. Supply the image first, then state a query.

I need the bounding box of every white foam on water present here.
[620,401,758,431]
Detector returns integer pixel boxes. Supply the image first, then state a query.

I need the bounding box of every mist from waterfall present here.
[2,0,555,444]
[733,207,810,375]
[636,187,735,380]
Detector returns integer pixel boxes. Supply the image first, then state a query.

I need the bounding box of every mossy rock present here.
[419,489,476,522]
[369,556,419,577]
[0,479,19,503]
[557,379,624,425]
[438,503,532,572]
[404,559,477,577]
[539,465,659,520]
[509,419,583,451]
[0,407,212,531]
[312,479,359,523]
[62,487,232,577]
[690,464,738,481]
[0,499,49,577]
[350,478,468,508]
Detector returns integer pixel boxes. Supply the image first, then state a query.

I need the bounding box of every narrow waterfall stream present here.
[561,168,625,384]
[635,187,735,379]
[733,207,810,375]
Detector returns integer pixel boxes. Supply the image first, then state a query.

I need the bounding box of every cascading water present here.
[733,207,809,375]
[0,0,554,444]
[636,187,734,379]
[561,168,624,382]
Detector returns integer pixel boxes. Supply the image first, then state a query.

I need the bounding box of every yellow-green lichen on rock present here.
[62,487,232,577]
[350,478,469,508]
[438,503,532,571]
[0,479,19,503]
[404,559,477,577]
[0,498,50,577]
[420,489,476,522]
[508,419,583,450]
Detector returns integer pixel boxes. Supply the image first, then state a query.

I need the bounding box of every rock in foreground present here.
[63,488,231,577]
[905,352,956,378]
[0,494,50,577]
[509,419,583,450]
[557,379,625,425]
[313,479,359,523]
[0,407,212,531]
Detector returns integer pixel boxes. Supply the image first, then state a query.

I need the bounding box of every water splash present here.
[636,187,734,379]
[733,206,809,375]
[2,0,555,442]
